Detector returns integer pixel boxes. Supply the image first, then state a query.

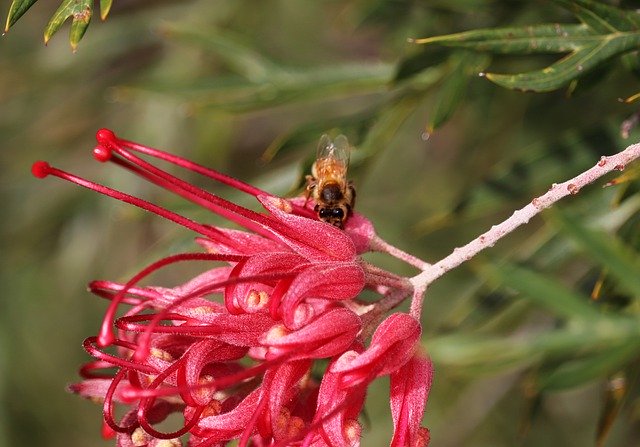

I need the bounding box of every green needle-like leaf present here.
[4,0,38,32]
[481,262,601,320]
[44,0,92,50]
[427,51,490,132]
[553,0,640,33]
[551,210,640,298]
[538,342,640,391]
[164,25,285,82]
[99,0,112,21]
[413,0,640,92]
[413,24,593,54]
[127,63,395,113]
[486,34,640,92]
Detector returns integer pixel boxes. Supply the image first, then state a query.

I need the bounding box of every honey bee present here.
[305,134,356,228]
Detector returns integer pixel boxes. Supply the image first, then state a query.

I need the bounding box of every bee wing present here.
[316,134,350,168]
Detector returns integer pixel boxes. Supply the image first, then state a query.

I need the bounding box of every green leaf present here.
[393,46,450,84]
[413,1,640,92]
[553,0,640,33]
[550,210,640,298]
[480,262,601,320]
[537,342,640,391]
[127,63,395,113]
[427,333,542,374]
[413,24,593,54]
[164,25,284,82]
[44,0,92,51]
[4,0,38,32]
[429,320,640,375]
[427,51,490,132]
[486,35,640,92]
[99,0,112,21]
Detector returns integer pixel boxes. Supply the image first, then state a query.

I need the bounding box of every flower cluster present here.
[32,129,433,446]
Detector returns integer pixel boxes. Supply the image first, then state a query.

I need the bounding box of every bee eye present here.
[332,208,344,218]
[318,208,331,218]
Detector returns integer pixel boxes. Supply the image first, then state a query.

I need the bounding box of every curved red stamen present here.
[139,402,205,440]
[79,360,122,379]
[98,252,246,347]
[134,359,203,440]
[120,359,277,401]
[269,277,294,321]
[132,271,297,362]
[224,259,249,315]
[239,388,269,447]
[89,280,158,305]
[101,421,116,440]
[102,369,138,434]
[83,337,157,375]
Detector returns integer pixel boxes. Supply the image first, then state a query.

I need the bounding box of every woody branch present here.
[409,140,640,318]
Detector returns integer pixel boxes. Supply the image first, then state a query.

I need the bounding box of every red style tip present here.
[93,145,112,162]
[94,129,117,162]
[95,128,117,146]
[97,323,115,347]
[31,161,51,178]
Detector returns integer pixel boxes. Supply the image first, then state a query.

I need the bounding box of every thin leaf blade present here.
[43,0,92,49]
[537,342,640,391]
[487,33,640,92]
[99,0,112,21]
[553,0,640,33]
[413,24,593,54]
[550,210,640,298]
[164,25,283,82]
[4,0,38,31]
[427,51,490,132]
[480,262,601,320]
[69,3,91,51]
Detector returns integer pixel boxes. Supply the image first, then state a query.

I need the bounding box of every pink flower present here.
[33,129,433,446]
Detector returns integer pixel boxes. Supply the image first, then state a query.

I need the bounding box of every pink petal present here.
[343,212,376,255]
[280,263,365,329]
[260,360,312,440]
[195,387,262,440]
[390,354,434,447]
[311,352,366,447]
[261,307,361,360]
[180,311,277,346]
[258,195,357,261]
[224,252,307,313]
[179,339,249,406]
[196,227,285,255]
[331,313,420,387]
[69,378,130,403]
[149,266,232,312]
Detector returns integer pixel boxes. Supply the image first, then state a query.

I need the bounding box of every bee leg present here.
[347,181,356,212]
[304,175,316,208]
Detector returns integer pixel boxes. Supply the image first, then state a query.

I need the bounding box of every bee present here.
[305,134,356,228]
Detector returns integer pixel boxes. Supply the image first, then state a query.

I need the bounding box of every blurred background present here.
[1,0,639,446]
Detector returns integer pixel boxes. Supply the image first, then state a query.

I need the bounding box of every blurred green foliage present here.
[1,1,639,446]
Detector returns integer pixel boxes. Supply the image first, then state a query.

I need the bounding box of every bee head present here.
[317,206,346,228]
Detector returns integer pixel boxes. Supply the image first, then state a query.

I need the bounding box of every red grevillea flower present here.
[32,129,434,446]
